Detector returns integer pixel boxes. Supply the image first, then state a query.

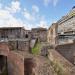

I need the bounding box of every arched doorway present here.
[24,58,36,75]
[0,55,8,75]
[25,34,28,38]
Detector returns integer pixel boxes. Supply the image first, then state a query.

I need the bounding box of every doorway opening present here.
[24,58,36,75]
[0,55,8,75]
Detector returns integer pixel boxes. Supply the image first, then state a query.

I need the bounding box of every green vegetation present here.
[50,61,68,75]
[32,41,41,55]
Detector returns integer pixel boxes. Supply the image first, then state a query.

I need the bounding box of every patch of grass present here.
[32,41,41,55]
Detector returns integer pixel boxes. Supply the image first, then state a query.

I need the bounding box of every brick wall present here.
[9,40,30,52]
[31,28,47,42]
[47,23,58,45]
[18,41,30,51]
[0,42,9,56]
[55,42,75,64]
[0,42,31,75]
[48,49,75,75]
[7,51,24,75]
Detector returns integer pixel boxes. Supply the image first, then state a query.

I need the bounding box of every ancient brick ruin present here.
[0,7,75,75]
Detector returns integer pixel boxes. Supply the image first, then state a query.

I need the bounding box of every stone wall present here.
[0,42,32,75]
[39,30,47,42]
[7,51,24,75]
[55,42,75,64]
[0,27,29,39]
[47,23,58,46]
[18,41,30,51]
[34,56,55,75]
[9,40,30,52]
[48,49,75,75]
[58,15,75,33]
[24,58,36,75]
[0,42,9,56]
[0,42,9,75]
[31,28,47,42]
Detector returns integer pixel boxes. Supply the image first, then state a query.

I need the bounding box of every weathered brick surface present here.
[0,42,25,75]
[0,42,56,75]
[0,42,9,56]
[48,49,75,75]
[18,41,30,51]
[31,28,47,42]
[34,56,55,75]
[7,51,24,75]
[9,41,17,50]
[9,40,30,51]
[47,23,58,46]
[55,42,75,64]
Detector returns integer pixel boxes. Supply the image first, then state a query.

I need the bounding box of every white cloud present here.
[0,0,49,30]
[0,1,35,30]
[43,0,59,7]
[53,0,59,7]
[0,1,25,28]
[24,23,34,30]
[23,6,48,29]
[23,5,39,21]
[6,1,21,13]
[32,5,39,13]
[37,16,48,28]
[23,9,35,21]
[39,20,48,28]
[44,0,51,6]
[0,9,24,27]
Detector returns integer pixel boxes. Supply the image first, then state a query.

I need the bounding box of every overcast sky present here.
[0,0,75,29]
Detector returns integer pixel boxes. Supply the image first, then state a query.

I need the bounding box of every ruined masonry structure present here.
[48,7,75,65]
[0,27,31,51]
[31,27,47,42]
[48,7,75,45]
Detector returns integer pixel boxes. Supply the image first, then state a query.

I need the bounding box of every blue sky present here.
[0,0,75,29]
